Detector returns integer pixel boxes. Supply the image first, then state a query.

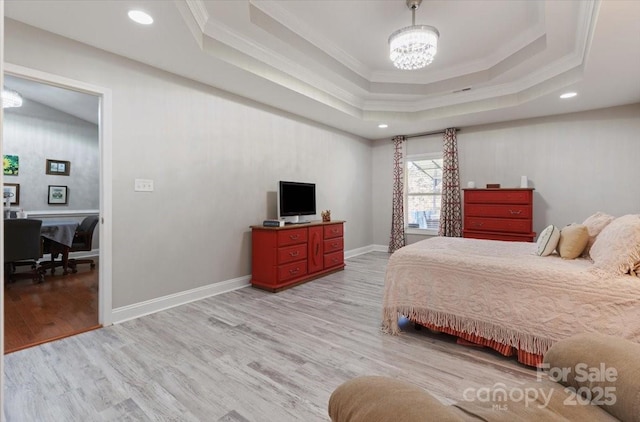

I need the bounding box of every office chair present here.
[67,215,100,272]
[4,219,45,283]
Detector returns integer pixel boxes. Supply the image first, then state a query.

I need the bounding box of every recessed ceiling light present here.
[378,124,389,129]
[128,10,153,25]
[560,92,577,99]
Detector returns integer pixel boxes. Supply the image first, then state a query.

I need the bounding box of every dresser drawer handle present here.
[331,228,339,234]
[289,268,300,275]
[289,251,299,257]
[509,209,522,215]
[331,243,339,248]
[332,258,339,263]
[289,234,300,240]
[473,222,484,227]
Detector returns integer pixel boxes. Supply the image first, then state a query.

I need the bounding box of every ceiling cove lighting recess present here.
[128,10,154,25]
[560,92,577,99]
[378,124,389,129]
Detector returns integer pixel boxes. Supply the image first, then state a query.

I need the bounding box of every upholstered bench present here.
[328,333,640,422]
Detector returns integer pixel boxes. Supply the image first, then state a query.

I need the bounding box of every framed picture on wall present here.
[48,185,68,205]
[3,183,20,205]
[3,155,19,176]
[46,159,71,176]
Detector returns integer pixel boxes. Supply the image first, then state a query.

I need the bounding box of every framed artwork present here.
[46,159,71,176]
[48,185,68,205]
[3,155,19,176]
[3,183,20,205]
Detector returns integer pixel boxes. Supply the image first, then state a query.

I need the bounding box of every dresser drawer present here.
[465,190,531,204]
[324,237,344,254]
[324,251,344,268]
[323,224,343,239]
[278,244,307,265]
[277,228,307,246]
[464,204,531,219]
[278,260,308,282]
[465,217,532,234]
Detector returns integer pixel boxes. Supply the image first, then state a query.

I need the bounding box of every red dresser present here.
[462,189,535,242]
[251,221,345,292]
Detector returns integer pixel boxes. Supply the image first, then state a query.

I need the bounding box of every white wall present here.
[372,103,640,245]
[3,100,99,211]
[4,20,373,308]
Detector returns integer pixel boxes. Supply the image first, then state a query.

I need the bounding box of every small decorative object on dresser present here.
[251,220,345,292]
[321,210,331,222]
[462,188,536,242]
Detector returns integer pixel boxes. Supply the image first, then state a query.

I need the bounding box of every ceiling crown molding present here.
[179,0,599,123]
[249,0,373,81]
[5,0,635,139]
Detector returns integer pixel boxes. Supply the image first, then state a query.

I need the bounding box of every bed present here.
[382,232,640,367]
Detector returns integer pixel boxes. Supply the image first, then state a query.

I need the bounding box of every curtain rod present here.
[405,128,460,139]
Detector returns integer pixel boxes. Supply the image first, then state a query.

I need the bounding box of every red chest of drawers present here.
[462,188,536,242]
[251,221,345,292]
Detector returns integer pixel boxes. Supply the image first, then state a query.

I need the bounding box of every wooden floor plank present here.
[3,252,540,421]
[4,262,99,353]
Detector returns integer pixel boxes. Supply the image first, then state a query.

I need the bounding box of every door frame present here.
[4,63,113,325]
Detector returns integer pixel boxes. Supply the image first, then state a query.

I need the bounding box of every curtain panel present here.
[388,136,407,253]
[438,128,462,237]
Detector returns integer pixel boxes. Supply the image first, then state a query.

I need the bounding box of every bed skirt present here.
[413,319,543,367]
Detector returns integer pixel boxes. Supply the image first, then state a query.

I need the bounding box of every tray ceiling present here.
[4,0,640,139]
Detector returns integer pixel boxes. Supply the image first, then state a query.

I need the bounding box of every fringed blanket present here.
[382,237,640,356]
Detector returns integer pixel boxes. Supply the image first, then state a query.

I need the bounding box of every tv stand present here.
[251,220,345,292]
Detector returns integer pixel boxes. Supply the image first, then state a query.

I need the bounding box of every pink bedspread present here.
[382,237,640,356]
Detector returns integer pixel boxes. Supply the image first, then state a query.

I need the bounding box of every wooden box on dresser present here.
[251,220,345,292]
[462,188,536,242]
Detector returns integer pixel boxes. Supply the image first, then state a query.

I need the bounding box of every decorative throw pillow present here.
[589,214,640,276]
[557,224,589,259]
[536,225,560,256]
[581,212,615,257]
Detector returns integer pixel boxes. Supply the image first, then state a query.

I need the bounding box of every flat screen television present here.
[278,181,316,223]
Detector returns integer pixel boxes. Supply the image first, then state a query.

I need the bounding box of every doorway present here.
[2,64,112,351]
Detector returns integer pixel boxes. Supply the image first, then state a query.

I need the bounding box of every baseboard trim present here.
[345,245,374,258]
[111,245,388,324]
[112,275,250,324]
[344,244,389,258]
[41,248,99,262]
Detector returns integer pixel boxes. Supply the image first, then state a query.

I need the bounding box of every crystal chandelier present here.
[389,0,439,70]
[2,89,23,109]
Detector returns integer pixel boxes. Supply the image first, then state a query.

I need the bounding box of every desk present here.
[40,220,79,275]
[41,220,78,247]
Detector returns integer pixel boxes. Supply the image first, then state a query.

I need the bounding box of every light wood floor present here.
[4,261,100,353]
[3,252,539,421]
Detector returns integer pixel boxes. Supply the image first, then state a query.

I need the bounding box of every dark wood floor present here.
[4,259,100,354]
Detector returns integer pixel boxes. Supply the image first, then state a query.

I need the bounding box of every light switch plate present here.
[134,179,154,192]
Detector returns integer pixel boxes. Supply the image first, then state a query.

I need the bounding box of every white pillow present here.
[590,214,640,276]
[536,225,560,256]
[581,212,615,257]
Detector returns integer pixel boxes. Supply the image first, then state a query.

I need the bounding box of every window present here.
[405,154,443,232]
